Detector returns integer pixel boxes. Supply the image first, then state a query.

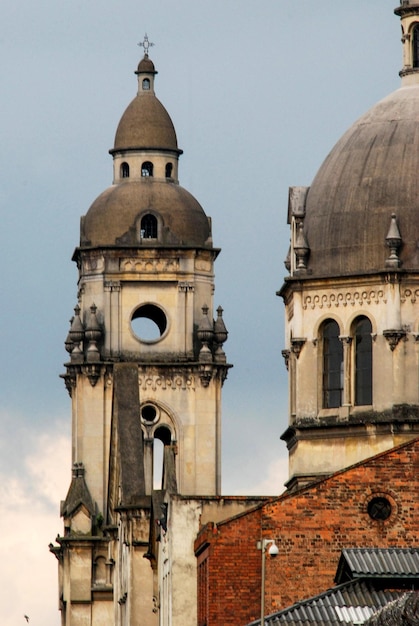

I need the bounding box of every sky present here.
[0,1,401,624]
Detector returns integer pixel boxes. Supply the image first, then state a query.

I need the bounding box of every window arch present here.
[165,163,173,178]
[140,214,158,239]
[354,316,372,406]
[142,78,150,91]
[413,24,419,68]
[120,162,130,178]
[154,426,173,491]
[141,161,153,177]
[322,320,343,408]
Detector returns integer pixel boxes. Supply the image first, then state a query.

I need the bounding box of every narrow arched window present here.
[142,161,153,177]
[120,162,129,178]
[140,214,158,239]
[142,78,150,91]
[413,24,419,68]
[354,316,372,406]
[153,426,172,490]
[165,163,173,178]
[322,320,343,408]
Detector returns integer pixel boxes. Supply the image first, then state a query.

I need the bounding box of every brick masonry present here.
[195,438,419,625]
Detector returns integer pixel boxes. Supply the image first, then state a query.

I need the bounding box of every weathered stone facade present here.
[50,47,264,626]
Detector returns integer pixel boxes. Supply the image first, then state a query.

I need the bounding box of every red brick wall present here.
[195,439,419,625]
[196,509,264,626]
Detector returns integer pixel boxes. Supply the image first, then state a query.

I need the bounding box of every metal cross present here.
[138,33,154,56]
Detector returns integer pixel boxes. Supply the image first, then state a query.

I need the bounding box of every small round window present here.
[367,497,392,521]
[131,304,167,342]
[141,404,159,424]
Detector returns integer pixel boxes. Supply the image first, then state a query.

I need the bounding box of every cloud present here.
[0,424,70,626]
[226,455,289,497]
[243,457,289,496]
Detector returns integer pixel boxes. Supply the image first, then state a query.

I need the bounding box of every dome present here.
[136,55,156,74]
[80,180,211,248]
[304,85,419,277]
[113,95,180,153]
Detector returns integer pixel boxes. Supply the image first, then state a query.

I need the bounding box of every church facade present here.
[51,2,419,625]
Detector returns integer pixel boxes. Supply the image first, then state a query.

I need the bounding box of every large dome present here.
[113,95,180,153]
[304,85,419,277]
[80,180,211,248]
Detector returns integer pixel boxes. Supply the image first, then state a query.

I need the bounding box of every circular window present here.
[131,304,167,342]
[367,496,392,521]
[141,404,159,424]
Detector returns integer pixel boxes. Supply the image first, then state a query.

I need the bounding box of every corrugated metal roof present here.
[338,548,419,579]
[364,592,419,626]
[247,580,404,626]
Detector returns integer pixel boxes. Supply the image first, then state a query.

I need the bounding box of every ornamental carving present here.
[291,338,306,358]
[401,288,419,304]
[122,258,179,273]
[303,289,385,310]
[383,329,407,351]
[138,374,195,392]
[178,282,195,292]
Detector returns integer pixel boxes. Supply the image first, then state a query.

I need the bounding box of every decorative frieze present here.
[401,288,419,303]
[138,373,196,392]
[303,289,385,310]
[121,258,179,273]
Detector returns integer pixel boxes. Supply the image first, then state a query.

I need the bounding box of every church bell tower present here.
[53,39,230,625]
[279,3,419,490]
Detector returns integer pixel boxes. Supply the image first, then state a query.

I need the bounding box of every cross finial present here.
[138,33,154,57]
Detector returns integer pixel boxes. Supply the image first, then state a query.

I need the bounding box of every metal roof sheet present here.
[338,548,419,580]
[247,581,403,626]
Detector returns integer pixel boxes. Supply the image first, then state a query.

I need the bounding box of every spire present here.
[385,213,402,268]
[60,462,95,520]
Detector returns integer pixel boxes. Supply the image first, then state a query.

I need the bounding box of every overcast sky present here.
[0,1,401,624]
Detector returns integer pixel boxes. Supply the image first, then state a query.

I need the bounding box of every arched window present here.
[413,24,419,68]
[120,162,129,178]
[154,426,172,490]
[141,161,153,177]
[142,78,150,91]
[322,320,343,408]
[165,163,173,178]
[354,316,372,406]
[140,214,158,239]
